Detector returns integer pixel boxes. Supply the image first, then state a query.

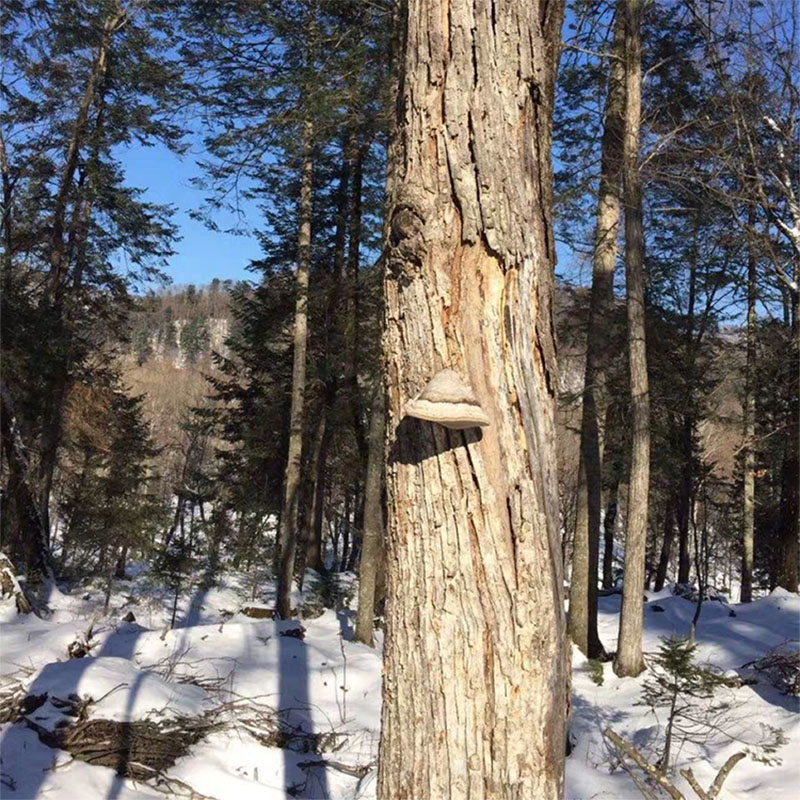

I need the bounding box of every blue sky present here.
[120,140,263,287]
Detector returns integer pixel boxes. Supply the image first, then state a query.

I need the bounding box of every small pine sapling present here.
[638,635,727,771]
[606,635,786,799]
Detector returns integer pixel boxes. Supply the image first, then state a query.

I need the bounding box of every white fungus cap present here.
[404,369,490,430]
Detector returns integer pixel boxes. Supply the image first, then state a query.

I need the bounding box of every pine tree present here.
[1,0,185,578]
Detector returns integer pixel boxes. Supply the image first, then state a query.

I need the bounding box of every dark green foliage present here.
[1,0,186,576]
[58,383,166,575]
[180,316,210,365]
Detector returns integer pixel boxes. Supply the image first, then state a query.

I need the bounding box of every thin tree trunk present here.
[777,295,799,592]
[741,216,757,602]
[354,385,385,646]
[0,385,54,582]
[302,121,350,576]
[654,501,675,592]
[45,4,124,302]
[38,49,114,546]
[114,545,128,579]
[304,407,330,574]
[677,213,700,587]
[614,0,649,679]
[378,0,567,794]
[276,119,314,619]
[602,479,619,589]
[569,13,624,659]
[345,136,368,463]
[339,488,352,572]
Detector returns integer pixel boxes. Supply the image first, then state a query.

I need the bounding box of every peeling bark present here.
[378,0,567,795]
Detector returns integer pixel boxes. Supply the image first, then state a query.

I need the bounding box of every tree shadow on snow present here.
[279,618,330,798]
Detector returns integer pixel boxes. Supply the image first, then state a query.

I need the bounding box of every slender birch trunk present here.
[569,13,624,658]
[614,0,649,679]
[275,120,313,619]
[378,0,567,794]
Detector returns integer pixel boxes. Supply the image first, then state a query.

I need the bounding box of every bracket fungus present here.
[404,369,491,430]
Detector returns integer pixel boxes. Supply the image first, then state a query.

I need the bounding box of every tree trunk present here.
[275,119,313,619]
[0,385,54,583]
[339,488,352,572]
[114,545,128,580]
[677,213,700,588]
[304,407,330,574]
[602,480,619,589]
[354,384,385,646]
[378,0,567,795]
[777,296,799,593]
[569,13,624,659]
[345,136,368,463]
[741,217,757,602]
[614,0,649,679]
[654,502,675,592]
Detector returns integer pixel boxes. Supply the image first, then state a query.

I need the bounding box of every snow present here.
[23,657,213,731]
[1,566,798,799]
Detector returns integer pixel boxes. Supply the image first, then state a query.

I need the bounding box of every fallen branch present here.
[705,752,746,799]
[297,758,373,778]
[605,728,683,800]
[605,728,746,800]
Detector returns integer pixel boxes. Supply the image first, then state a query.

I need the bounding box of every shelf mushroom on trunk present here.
[404,369,491,430]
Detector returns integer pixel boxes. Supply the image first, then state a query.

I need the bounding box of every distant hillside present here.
[125,280,233,369]
[120,281,235,494]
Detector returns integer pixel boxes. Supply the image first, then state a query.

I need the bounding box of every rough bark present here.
[614,0,649,679]
[741,218,757,602]
[354,385,385,646]
[378,0,567,795]
[275,119,313,619]
[569,13,624,659]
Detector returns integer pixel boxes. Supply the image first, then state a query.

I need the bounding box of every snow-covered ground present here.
[1,566,797,799]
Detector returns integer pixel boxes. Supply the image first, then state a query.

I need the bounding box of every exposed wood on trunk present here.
[276,118,314,619]
[569,12,624,659]
[378,0,567,795]
[614,0,649,679]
